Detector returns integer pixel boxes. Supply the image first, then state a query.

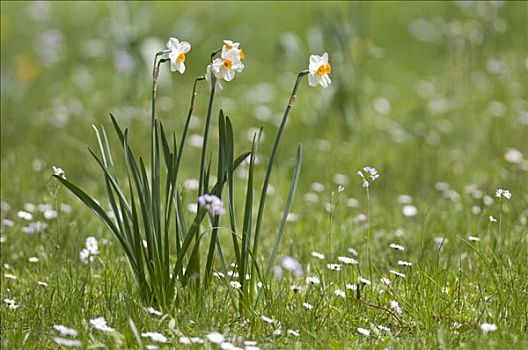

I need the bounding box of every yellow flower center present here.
[239,48,245,60]
[317,63,331,76]
[224,43,233,50]
[177,53,186,63]
[223,59,233,69]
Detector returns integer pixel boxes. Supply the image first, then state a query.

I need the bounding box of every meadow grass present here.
[1,2,527,349]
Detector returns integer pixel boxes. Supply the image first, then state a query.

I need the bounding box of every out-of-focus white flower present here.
[17,211,33,221]
[504,148,523,164]
[358,277,372,286]
[53,166,66,179]
[89,317,114,333]
[280,255,303,276]
[480,323,497,333]
[142,332,168,343]
[167,37,191,74]
[287,329,300,337]
[53,325,78,337]
[229,281,242,289]
[303,302,313,310]
[397,260,413,267]
[198,194,225,216]
[402,205,418,217]
[390,270,406,278]
[306,276,320,285]
[4,273,17,280]
[337,256,358,265]
[146,306,163,316]
[357,327,370,337]
[390,300,403,314]
[345,283,358,291]
[53,338,82,348]
[489,215,497,222]
[80,248,93,264]
[207,332,225,344]
[308,52,331,88]
[389,243,405,251]
[495,188,512,199]
[380,277,391,286]
[261,315,275,324]
[311,251,325,260]
[290,284,302,293]
[327,263,342,271]
[28,257,39,263]
[3,298,19,309]
[85,237,99,255]
[334,289,346,298]
[468,236,481,242]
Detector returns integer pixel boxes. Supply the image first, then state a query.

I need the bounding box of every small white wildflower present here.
[290,284,302,293]
[397,260,413,267]
[79,248,94,264]
[261,316,275,324]
[495,188,511,199]
[287,329,300,337]
[308,52,331,88]
[179,336,191,345]
[198,194,225,216]
[358,277,371,286]
[4,273,17,280]
[480,323,497,333]
[337,256,358,265]
[377,325,391,332]
[389,243,405,251]
[191,337,204,344]
[37,281,49,287]
[357,327,370,337]
[303,192,319,203]
[489,215,497,222]
[244,341,258,346]
[334,289,346,298]
[345,283,358,291]
[43,209,58,220]
[146,345,159,350]
[89,316,114,333]
[17,211,33,221]
[504,148,523,164]
[311,182,325,192]
[142,332,168,343]
[347,247,359,256]
[468,236,481,242]
[28,257,39,263]
[280,256,303,276]
[146,306,163,316]
[390,300,403,314]
[85,237,99,255]
[303,302,313,310]
[53,325,78,337]
[53,166,66,179]
[402,205,418,217]
[311,251,325,260]
[53,338,81,348]
[286,213,299,222]
[229,281,242,289]
[452,322,463,330]
[397,194,413,204]
[390,270,406,278]
[306,276,320,285]
[213,271,225,278]
[206,332,225,344]
[3,298,19,310]
[220,342,237,350]
[327,263,342,271]
[272,329,282,336]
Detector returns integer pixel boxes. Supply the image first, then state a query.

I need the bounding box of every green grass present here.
[1,1,527,349]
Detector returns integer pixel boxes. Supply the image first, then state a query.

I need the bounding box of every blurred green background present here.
[1,1,527,238]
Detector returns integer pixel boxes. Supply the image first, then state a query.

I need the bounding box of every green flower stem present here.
[251,70,309,291]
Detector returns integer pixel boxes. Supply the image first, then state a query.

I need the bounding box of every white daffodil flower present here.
[222,39,245,61]
[308,52,332,88]
[167,37,191,74]
[206,64,223,90]
[212,50,244,82]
